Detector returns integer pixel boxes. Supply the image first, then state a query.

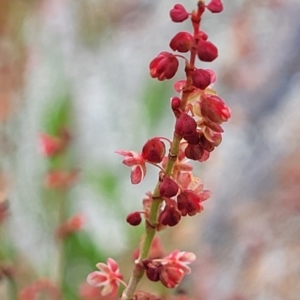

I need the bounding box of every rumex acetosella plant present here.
[87,0,230,299]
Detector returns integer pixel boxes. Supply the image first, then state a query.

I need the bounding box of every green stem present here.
[121,134,182,300]
[56,190,67,294]
[7,277,18,300]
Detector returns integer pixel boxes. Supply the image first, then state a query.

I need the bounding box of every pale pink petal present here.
[177,251,196,263]
[173,80,186,92]
[206,69,216,84]
[198,150,210,162]
[167,249,180,260]
[86,271,108,286]
[198,190,212,202]
[122,157,140,167]
[107,258,119,273]
[115,150,133,157]
[131,165,143,184]
[96,262,110,273]
[101,281,115,296]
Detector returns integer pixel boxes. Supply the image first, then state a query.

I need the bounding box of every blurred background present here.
[1,0,300,299]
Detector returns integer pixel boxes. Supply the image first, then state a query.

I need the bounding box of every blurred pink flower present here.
[39,133,63,157]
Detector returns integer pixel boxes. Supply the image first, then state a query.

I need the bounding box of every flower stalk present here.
[87,1,230,299]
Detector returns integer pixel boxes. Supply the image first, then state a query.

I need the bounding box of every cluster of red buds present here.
[87,1,230,299]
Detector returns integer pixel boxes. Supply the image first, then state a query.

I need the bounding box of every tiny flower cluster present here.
[121,137,211,228]
[143,250,196,289]
[87,250,195,297]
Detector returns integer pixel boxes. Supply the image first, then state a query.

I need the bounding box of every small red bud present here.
[175,113,197,137]
[170,32,194,53]
[196,30,208,41]
[171,96,181,109]
[192,68,211,90]
[171,97,181,118]
[185,144,204,160]
[126,212,142,226]
[146,267,161,282]
[149,52,179,81]
[197,39,218,62]
[206,0,223,13]
[142,138,166,163]
[169,4,189,22]
[159,206,181,227]
[159,177,179,198]
[183,132,200,145]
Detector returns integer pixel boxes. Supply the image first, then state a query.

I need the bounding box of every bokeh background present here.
[1,0,300,299]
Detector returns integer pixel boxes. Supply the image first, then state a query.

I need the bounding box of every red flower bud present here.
[177,190,203,216]
[142,138,166,163]
[192,68,211,90]
[206,0,223,13]
[183,132,200,145]
[201,95,231,123]
[169,4,189,22]
[175,113,197,137]
[199,134,215,152]
[149,52,179,81]
[146,266,161,282]
[169,32,194,53]
[159,177,179,198]
[185,144,204,160]
[126,212,142,226]
[171,97,181,118]
[197,30,208,41]
[159,206,181,227]
[197,39,218,62]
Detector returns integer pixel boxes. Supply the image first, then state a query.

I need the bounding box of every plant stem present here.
[7,277,18,300]
[56,190,67,295]
[121,134,182,300]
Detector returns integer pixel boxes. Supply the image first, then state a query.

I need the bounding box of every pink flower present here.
[163,250,196,274]
[116,150,146,184]
[87,258,124,297]
[159,250,196,288]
